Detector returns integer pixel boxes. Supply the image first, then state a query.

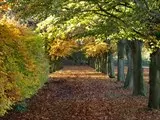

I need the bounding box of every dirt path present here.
[0,66,159,120]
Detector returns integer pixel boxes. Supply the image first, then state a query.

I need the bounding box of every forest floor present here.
[1,66,160,120]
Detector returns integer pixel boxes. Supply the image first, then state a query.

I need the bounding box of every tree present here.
[131,0,160,106]
[148,49,160,109]
[124,41,133,88]
[131,40,146,95]
[117,40,126,82]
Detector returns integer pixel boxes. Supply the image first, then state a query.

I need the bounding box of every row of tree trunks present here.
[88,40,160,109]
[87,52,115,78]
[116,40,160,109]
[88,58,95,68]
[117,40,146,95]
[89,39,159,109]
[88,40,146,96]
[94,55,108,73]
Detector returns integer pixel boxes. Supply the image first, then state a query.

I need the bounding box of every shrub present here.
[0,19,49,116]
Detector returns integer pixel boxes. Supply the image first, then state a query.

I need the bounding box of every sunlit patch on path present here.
[49,66,108,80]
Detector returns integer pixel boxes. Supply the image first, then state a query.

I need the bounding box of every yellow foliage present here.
[49,39,77,60]
[82,38,109,57]
[0,0,10,11]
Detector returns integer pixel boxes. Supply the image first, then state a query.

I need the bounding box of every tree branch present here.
[132,28,146,38]
[96,3,125,24]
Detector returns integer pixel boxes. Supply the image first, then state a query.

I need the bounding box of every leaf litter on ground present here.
[0,66,160,120]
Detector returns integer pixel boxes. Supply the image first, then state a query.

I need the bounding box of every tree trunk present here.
[95,56,100,72]
[92,57,96,68]
[88,57,95,68]
[124,41,133,88]
[131,40,146,96]
[101,53,108,74]
[118,40,126,81]
[88,57,93,67]
[148,49,160,109]
[50,58,63,72]
[93,57,96,69]
[108,52,115,78]
[99,56,103,72]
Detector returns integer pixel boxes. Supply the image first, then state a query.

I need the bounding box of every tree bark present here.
[91,57,96,68]
[99,56,103,72]
[101,53,108,74]
[131,40,146,96]
[124,41,133,88]
[108,52,115,78]
[95,56,100,72]
[88,57,95,68]
[118,40,126,81]
[148,49,160,109]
